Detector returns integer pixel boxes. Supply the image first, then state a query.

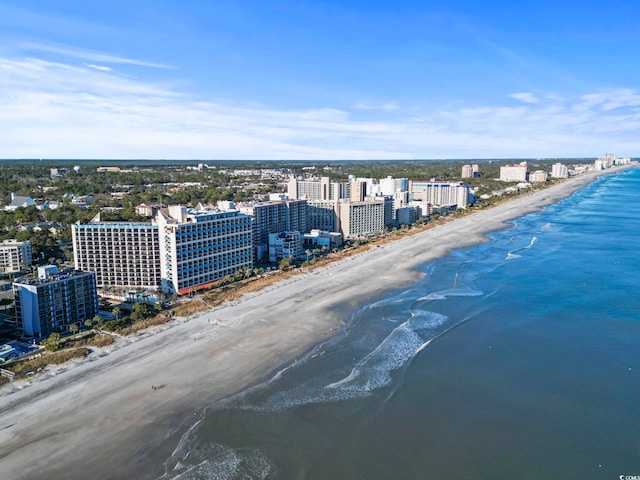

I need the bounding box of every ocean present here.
[161,166,640,480]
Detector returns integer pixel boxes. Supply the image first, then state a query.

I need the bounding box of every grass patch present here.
[8,348,91,376]
[171,301,210,318]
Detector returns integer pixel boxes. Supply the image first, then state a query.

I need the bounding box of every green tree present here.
[279,256,292,272]
[131,303,153,322]
[45,332,61,352]
[69,323,79,335]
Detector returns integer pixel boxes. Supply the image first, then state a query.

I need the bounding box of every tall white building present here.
[156,206,253,294]
[551,163,569,178]
[409,182,470,209]
[72,218,161,291]
[287,176,350,201]
[0,239,32,273]
[461,165,474,178]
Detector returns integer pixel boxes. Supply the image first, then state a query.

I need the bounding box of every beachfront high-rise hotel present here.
[156,206,253,294]
[73,207,253,296]
[72,215,161,291]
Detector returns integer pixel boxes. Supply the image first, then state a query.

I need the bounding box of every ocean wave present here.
[505,253,521,260]
[325,311,448,394]
[367,289,423,309]
[416,285,483,302]
[231,311,449,413]
[162,442,274,480]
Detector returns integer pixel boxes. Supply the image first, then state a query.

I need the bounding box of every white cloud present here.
[0,56,639,159]
[86,64,113,72]
[509,92,540,104]
[352,102,399,111]
[18,42,171,69]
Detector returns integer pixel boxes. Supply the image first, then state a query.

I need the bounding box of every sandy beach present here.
[0,164,635,480]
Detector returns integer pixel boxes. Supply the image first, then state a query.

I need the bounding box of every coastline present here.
[0,164,635,480]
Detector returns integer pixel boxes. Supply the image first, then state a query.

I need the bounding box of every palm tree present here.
[69,323,79,335]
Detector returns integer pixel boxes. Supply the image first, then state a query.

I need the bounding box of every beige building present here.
[528,170,548,183]
[338,197,392,238]
[409,182,470,208]
[500,163,528,182]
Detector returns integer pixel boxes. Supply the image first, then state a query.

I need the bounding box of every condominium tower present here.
[156,206,253,294]
[72,217,161,290]
[14,266,98,338]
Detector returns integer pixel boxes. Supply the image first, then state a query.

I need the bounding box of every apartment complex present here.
[409,182,470,209]
[287,176,350,201]
[268,231,303,262]
[528,170,549,183]
[338,197,393,238]
[500,163,528,182]
[551,163,569,178]
[72,218,161,290]
[460,164,480,178]
[14,266,98,338]
[235,199,308,261]
[156,206,253,294]
[0,239,32,274]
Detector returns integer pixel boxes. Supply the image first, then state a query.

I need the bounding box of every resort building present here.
[396,206,418,226]
[528,170,549,183]
[500,163,528,182]
[307,200,340,232]
[231,198,307,262]
[156,206,253,294]
[13,266,98,338]
[268,231,303,262]
[378,176,409,196]
[72,217,161,291]
[409,182,470,209]
[462,165,480,179]
[287,176,350,201]
[338,197,393,238]
[0,240,32,274]
[303,229,343,250]
[551,163,569,178]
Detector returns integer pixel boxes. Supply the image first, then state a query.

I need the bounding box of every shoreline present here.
[0,164,635,480]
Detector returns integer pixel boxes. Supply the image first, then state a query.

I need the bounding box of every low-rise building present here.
[268,231,303,262]
[0,240,32,274]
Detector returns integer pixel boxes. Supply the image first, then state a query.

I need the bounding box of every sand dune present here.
[0,165,634,480]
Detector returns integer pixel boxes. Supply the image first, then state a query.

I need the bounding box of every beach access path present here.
[0,164,634,480]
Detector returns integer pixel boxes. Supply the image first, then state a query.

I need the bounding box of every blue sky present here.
[1,0,639,159]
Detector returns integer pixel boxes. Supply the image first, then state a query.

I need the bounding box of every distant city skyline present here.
[1,1,639,160]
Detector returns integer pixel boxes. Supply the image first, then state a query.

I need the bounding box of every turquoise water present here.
[162,167,640,479]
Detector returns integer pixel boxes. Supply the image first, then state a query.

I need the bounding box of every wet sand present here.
[0,164,634,480]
